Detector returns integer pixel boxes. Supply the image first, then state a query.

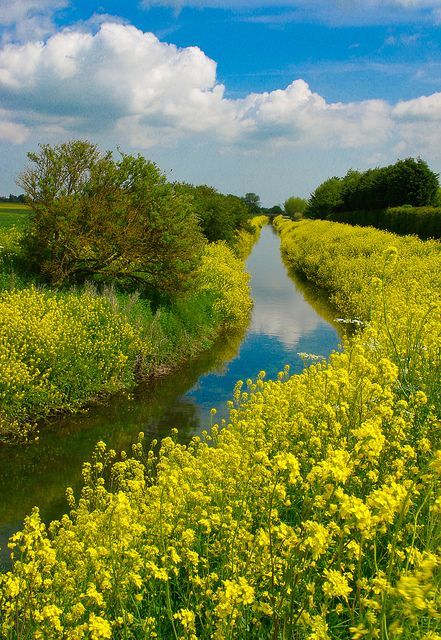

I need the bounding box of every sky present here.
[0,1,440,205]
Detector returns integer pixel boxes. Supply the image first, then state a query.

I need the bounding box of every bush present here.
[0,241,254,441]
[174,183,251,244]
[284,196,308,219]
[329,206,441,239]
[18,141,205,298]
[0,286,142,435]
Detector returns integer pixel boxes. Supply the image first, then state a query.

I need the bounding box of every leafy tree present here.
[385,158,439,207]
[174,183,250,244]
[263,205,283,217]
[284,196,308,219]
[306,177,343,218]
[18,141,205,298]
[242,192,262,216]
[307,158,439,219]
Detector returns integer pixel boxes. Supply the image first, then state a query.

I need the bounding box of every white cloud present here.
[0,20,439,170]
[0,22,239,143]
[393,91,441,120]
[0,24,394,149]
[235,80,393,149]
[392,93,441,153]
[0,0,68,43]
[0,109,29,143]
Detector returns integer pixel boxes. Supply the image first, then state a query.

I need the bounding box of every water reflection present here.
[0,225,341,567]
[0,327,247,566]
[185,226,341,419]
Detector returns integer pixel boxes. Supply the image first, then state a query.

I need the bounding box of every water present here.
[0,225,341,566]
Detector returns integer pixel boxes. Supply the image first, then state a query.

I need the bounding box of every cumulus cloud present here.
[0,109,29,143]
[0,23,238,141]
[392,92,441,152]
[234,80,393,149]
[0,21,438,162]
[393,91,441,120]
[0,0,68,43]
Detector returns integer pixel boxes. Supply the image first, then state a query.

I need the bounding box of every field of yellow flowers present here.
[0,219,267,442]
[0,217,440,638]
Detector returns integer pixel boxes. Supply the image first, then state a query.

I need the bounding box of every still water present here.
[0,225,341,566]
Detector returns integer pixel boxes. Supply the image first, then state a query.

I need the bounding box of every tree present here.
[385,158,439,207]
[174,183,250,244]
[284,196,308,219]
[242,192,261,216]
[263,205,283,217]
[19,140,102,204]
[18,141,205,298]
[306,178,343,218]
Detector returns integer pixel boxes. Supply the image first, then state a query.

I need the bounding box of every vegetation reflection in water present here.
[0,225,341,567]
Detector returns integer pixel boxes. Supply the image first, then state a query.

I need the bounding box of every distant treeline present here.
[0,193,26,203]
[305,157,441,238]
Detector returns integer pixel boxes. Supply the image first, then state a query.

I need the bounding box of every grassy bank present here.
[0,218,439,638]
[0,203,30,230]
[0,219,266,443]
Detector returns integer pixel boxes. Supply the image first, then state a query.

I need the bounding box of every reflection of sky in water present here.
[186,226,340,424]
[248,228,329,346]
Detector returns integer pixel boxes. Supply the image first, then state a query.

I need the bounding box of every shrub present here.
[329,206,441,239]
[18,141,205,298]
[284,196,308,219]
[174,183,251,245]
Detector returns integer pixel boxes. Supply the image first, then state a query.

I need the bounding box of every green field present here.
[0,203,30,229]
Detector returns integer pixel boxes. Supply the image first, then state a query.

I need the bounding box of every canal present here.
[0,224,341,566]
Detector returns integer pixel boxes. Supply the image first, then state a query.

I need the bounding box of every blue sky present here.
[0,1,440,205]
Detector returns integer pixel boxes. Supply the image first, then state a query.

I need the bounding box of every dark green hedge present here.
[329,206,441,239]
[306,158,439,219]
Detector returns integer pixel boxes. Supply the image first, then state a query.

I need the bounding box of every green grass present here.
[0,203,30,230]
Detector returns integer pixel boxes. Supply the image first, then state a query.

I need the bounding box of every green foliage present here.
[306,177,343,218]
[18,141,205,298]
[234,215,269,259]
[0,240,254,441]
[339,159,439,211]
[0,194,26,203]
[262,204,283,217]
[307,158,439,219]
[174,183,251,244]
[329,206,441,239]
[242,192,262,216]
[284,196,308,219]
